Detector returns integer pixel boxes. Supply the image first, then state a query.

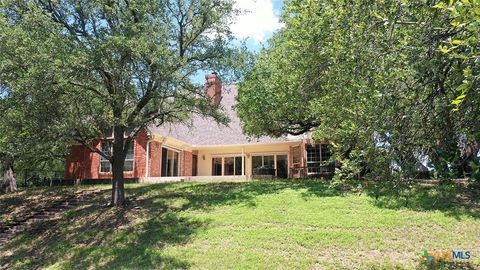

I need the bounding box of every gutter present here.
[192,140,303,149]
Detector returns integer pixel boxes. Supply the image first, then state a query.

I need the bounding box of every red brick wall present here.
[64,129,149,180]
[64,145,91,179]
[133,129,148,178]
[182,151,193,177]
[149,141,162,177]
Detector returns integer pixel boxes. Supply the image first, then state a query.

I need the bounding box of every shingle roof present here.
[151,85,291,146]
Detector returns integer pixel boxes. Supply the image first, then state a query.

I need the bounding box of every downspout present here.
[145,139,152,178]
[302,140,307,178]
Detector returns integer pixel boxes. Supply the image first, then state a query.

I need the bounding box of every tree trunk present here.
[2,161,17,193]
[111,159,125,205]
[110,126,126,206]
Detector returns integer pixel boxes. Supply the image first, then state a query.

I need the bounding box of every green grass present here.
[0,180,479,269]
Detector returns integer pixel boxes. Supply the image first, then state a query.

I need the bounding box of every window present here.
[99,141,134,173]
[161,147,179,177]
[306,144,333,174]
[224,157,235,175]
[212,156,244,176]
[292,146,301,165]
[252,155,275,169]
[234,157,242,176]
[169,151,179,176]
[124,142,134,171]
[306,144,321,174]
[100,141,111,173]
[321,144,331,159]
[252,156,262,170]
[263,156,274,168]
[102,129,113,138]
[102,127,136,138]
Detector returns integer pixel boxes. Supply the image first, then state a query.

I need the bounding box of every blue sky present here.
[230,0,284,52]
[193,0,284,83]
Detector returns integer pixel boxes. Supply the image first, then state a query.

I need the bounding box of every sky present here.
[192,0,284,83]
[230,0,284,52]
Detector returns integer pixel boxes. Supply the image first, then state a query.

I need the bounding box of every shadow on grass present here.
[364,183,480,220]
[0,187,78,224]
[0,188,205,269]
[67,211,199,269]
[125,179,349,212]
[415,258,478,270]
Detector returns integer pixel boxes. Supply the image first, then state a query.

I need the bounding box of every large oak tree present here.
[0,0,246,204]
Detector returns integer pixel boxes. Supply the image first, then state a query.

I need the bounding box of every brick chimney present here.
[205,72,222,106]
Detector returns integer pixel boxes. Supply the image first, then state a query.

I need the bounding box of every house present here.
[64,73,335,182]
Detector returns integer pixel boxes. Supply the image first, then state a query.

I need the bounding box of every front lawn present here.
[0,180,479,269]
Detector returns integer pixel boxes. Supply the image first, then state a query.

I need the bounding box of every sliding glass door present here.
[276,155,288,178]
[212,156,244,176]
[252,154,288,178]
[212,157,222,176]
[161,147,179,177]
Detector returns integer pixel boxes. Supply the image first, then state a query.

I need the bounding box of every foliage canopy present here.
[0,0,247,202]
[237,0,480,183]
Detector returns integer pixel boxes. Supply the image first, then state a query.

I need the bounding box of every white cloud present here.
[230,0,283,43]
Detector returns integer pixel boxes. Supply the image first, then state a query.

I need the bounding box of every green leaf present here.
[372,11,383,20]
[463,66,472,76]
[451,99,463,105]
[433,2,448,8]
[450,21,461,26]
[438,45,451,53]
[451,93,467,105]
[456,83,470,91]
[451,39,462,45]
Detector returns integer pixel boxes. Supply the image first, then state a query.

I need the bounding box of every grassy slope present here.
[0,180,479,270]
[0,185,110,225]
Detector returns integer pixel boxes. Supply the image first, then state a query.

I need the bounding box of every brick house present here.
[64,73,335,182]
